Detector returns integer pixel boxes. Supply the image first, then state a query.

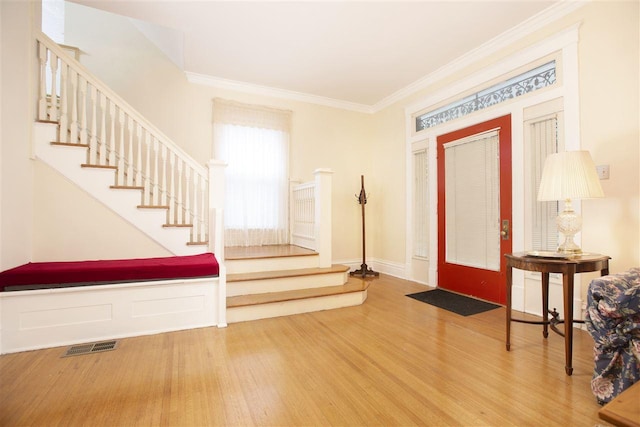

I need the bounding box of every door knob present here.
[501,219,510,240]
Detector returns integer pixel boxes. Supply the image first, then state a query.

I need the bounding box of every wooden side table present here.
[505,252,610,375]
[599,381,640,427]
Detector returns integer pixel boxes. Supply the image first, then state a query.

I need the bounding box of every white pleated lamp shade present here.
[537,150,604,201]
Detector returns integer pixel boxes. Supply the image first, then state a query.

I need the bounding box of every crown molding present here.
[373,0,588,113]
[185,72,375,114]
[186,0,588,115]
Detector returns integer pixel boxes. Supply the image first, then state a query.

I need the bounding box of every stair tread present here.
[51,141,89,148]
[227,277,370,308]
[225,244,317,260]
[228,264,349,282]
[111,185,144,190]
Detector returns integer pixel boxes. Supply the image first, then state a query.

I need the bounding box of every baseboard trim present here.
[337,258,407,280]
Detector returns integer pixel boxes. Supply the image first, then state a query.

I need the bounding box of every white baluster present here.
[59,63,68,142]
[38,43,48,120]
[200,175,208,242]
[192,173,200,241]
[168,151,176,223]
[177,159,184,224]
[135,124,142,187]
[79,77,88,146]
[152,138,160,206]
[117,109,125,184]
[126,117,134,186]
[143,131,151,205]
[48,52,58,121]
[99,93,107,165]
[108,101,116,166]
[161,144,168,207]
[69,69,78,143]
[89,85,98,164]
[185,164,191,226]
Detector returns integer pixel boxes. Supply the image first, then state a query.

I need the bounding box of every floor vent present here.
[62,340,118,357]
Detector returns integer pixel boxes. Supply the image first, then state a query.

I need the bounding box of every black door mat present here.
[406,289,500,316]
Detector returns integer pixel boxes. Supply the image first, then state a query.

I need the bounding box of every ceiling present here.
[68,1,561,111]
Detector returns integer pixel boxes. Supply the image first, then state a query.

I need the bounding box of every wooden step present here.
[225,244,317,260]
[227,277,369,307]
[228,264,348,282]
[225,245,320,274]
[227,264,350,297]
[226,277,370,323]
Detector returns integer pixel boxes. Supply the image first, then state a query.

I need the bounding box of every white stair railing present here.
[291,169,333,267]
[291,181,316,250]
[35,31,210,246]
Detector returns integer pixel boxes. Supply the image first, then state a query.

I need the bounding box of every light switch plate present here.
[596,164,610,180]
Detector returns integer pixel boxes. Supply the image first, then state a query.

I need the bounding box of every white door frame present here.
[405,25,582,315]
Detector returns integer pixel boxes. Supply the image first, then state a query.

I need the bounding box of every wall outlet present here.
[596,164,610,180]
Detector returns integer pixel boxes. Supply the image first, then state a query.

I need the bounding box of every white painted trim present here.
[405,23,581,125]
[186,72,374,114]
[184,2,586,114]
[404,25,581,314]
[337,257,408,280]
[379,2,586,112]
[371,258,406,280]
[0,276,222,354]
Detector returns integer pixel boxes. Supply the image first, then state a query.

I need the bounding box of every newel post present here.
[207,160,227,258]
[314,168,333,268]
[208,159,228,327]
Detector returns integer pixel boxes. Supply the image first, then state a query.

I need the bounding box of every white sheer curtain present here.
[213,99,291,247]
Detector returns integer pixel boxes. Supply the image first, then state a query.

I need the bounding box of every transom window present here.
[415,61,556,132]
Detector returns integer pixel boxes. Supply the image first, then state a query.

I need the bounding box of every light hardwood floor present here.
[0,275,609,426]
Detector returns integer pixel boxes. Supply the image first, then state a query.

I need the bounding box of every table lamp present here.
[537,150,604,254]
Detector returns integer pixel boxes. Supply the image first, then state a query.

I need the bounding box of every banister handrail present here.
[35,30,206,178]
[35,30,212,247]
[290,169,332,267]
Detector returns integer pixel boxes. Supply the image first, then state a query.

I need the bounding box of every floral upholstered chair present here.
[585,267,640,404]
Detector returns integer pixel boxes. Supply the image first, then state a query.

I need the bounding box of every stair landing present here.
[224,244,320,274]
[224,245,369,323]
[225,244,317,260]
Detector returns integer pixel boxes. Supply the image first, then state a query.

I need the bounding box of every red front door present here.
[437,115,512,304]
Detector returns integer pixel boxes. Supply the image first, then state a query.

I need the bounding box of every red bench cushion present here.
[0,253,219,291]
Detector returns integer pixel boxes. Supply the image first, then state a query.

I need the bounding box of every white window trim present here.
[404,24,581,314]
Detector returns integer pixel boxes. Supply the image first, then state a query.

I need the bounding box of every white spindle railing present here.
[291,182,316,249]
[290,169,333,267]
[35,31,210,246]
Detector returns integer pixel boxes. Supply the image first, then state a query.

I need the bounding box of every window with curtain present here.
[213,99,291,247]
[413,148,429,258]
[523,98,564,252]
[528,115,561,251]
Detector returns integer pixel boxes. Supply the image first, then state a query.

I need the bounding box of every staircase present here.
[34,121,208,256]
[225,245,369,323]
[31,31,369,323]
[34,32,220,256]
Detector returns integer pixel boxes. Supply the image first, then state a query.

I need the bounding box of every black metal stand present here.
[350,175,378,278]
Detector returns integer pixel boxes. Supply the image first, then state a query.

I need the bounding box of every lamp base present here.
[556,199,582,254]
[557,239,582,254]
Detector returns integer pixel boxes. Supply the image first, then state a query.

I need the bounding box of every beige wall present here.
[7,1,636,273]
[0,1,36,270]
[577,1,639,272]
[64,2,373,263]
[370,0,639,278]
[32,162,172,261]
